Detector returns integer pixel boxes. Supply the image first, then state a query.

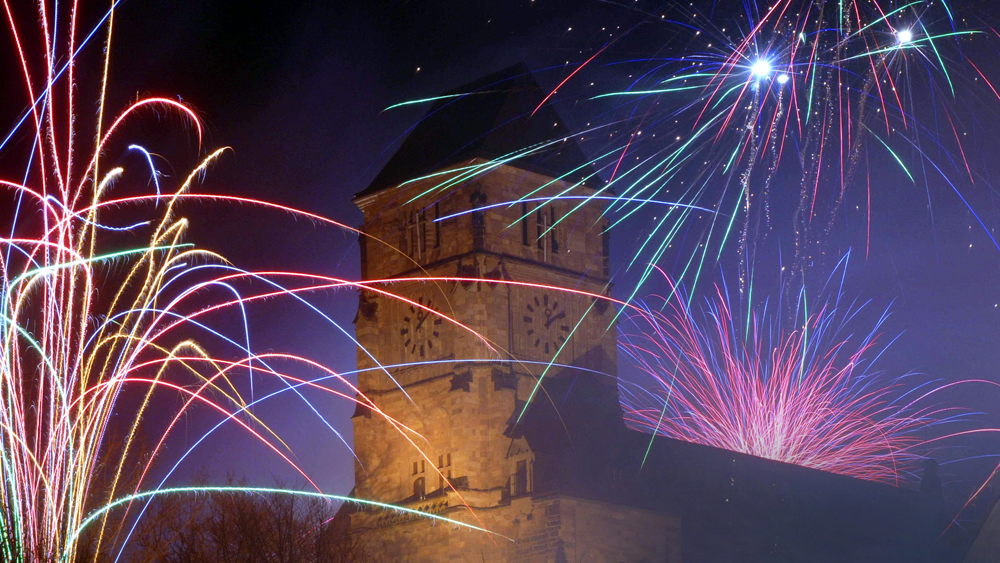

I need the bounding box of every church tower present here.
[340,63,940,563]
[343,66,679,563]
[351,151,616,501]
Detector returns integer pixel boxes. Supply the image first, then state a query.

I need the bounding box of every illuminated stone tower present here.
[342,65,680,563]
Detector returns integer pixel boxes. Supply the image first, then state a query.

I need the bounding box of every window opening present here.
[536,206,559,261]
[407,209,428,259]
[513,460,528,496]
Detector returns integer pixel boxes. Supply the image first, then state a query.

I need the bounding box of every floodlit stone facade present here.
[335,63,948,563]
[343,160,681,563]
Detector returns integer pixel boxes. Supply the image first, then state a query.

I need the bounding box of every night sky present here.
[3,0,1000,527]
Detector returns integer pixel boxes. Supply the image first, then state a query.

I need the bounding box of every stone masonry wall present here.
[350,494,681,563]
[346,162,680,563]
[352,161,617,506]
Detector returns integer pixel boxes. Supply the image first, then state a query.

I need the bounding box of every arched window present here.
[413,477,426,499]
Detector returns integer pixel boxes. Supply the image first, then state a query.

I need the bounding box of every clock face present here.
[523,294,570,355]
[400,297,443,358]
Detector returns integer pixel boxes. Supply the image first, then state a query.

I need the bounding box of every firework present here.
[384,0,997,303]
[4,1,999,558]
[617,263,967,484]
[0,3,513,561]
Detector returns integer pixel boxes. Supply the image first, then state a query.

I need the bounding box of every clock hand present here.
[544,310,566,329]
[414,312,430,332]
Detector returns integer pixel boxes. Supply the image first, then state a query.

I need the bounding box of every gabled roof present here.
[357,63,598,200]
[506,364,948,562]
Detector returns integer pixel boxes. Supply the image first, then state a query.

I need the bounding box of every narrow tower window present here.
[434,202,441,248]
[407,209,428,259]
[536,206,558,261]
[437,453,452,489]
[550,206,559,254]
[512,460,528,495]
[537,207,548,256]
[521,202,530,246]
[439,469,452,491]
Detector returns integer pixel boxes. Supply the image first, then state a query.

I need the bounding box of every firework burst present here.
[617,264,967,484]
[384,0,997,304]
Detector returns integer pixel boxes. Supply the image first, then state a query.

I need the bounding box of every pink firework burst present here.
[619,270,960,484]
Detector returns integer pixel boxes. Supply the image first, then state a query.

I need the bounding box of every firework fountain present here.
[0,2,509,561]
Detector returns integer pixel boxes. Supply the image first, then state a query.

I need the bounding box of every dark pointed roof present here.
[357,63,597,200]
